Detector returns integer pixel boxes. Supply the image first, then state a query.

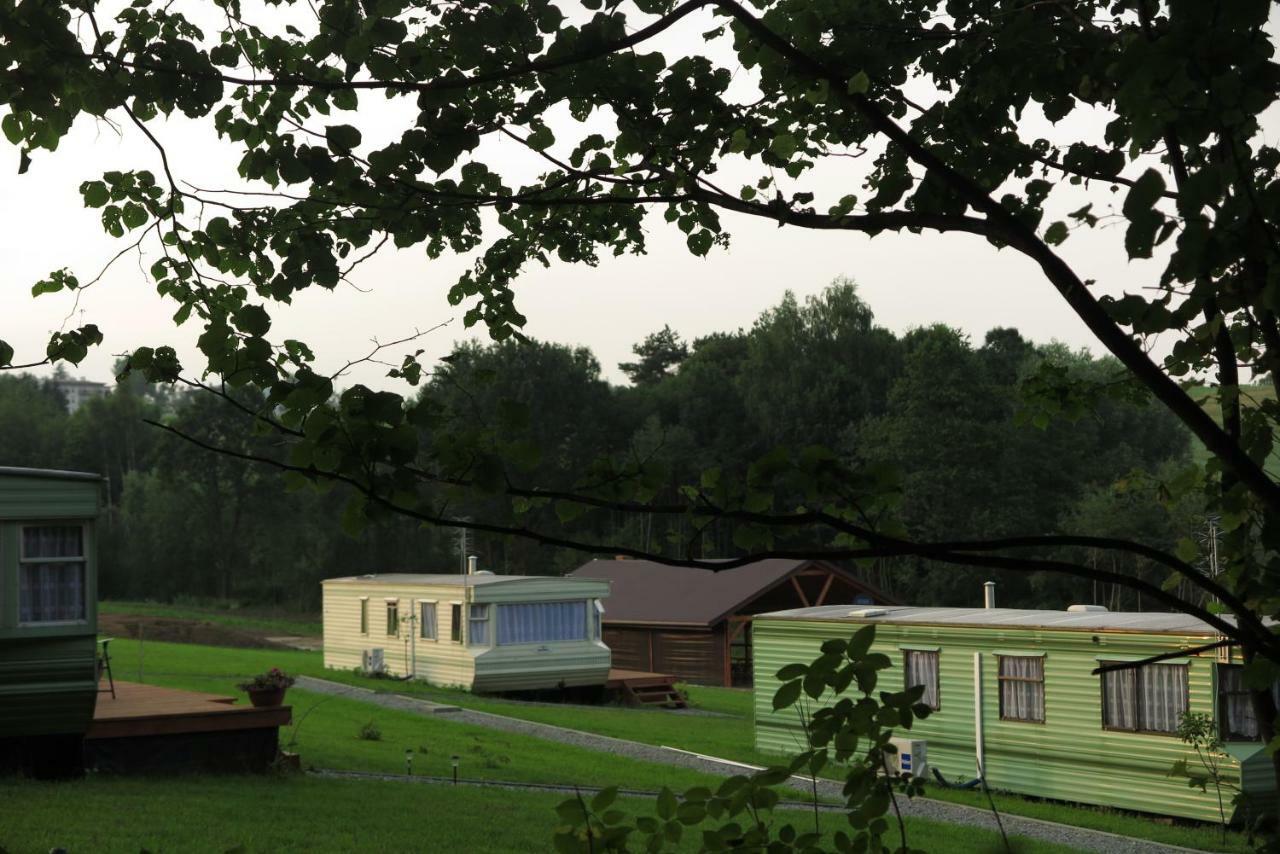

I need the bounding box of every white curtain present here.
[497,601,587,645]
[1102,665,1138,730]
[420,602,437,640]
[23,526,82,558]
[1139,664,1188,733]
[999,656,1044,722]
[469,604,489,646]
[19,563,85,622]
[905,651,939,709]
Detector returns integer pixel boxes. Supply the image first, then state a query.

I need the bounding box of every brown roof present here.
[568,558,890,627]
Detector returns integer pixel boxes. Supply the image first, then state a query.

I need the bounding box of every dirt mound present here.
[99,613,293,650]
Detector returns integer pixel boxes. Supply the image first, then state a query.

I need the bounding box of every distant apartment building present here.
[51,378,109,414]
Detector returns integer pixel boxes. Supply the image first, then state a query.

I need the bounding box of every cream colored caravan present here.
[321,568,610,692]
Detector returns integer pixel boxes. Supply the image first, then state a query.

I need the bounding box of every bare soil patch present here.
[99,613,293,650]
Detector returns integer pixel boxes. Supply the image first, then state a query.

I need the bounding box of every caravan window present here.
[497,601,588,645]
[386,600,399,637]
[19,525,87,624]
[450,603,462,642]
[468,604,490,646]
[420,602,437,640]
[1217,664,1280,741]
[359,598,368,634]
[1101,661,1188,735]
[903,650,940,710]
[998,656,1044,723]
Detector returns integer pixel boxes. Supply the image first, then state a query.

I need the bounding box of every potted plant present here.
[238,667,296,707]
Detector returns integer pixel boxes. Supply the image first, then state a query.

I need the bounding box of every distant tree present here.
[619,325,688,387]
[735,282,897,453]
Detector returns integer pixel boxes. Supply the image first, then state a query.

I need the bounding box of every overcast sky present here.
[1,5,1268,390]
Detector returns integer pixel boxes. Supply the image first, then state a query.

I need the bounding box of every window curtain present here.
[420,603,437,640]
[1140,664,1188,733]
[1102,666,1139,730]
[469,604,489,646]
[497,601,587,645]
[23,526,82,558]
[905,651,939,709]
[19,563,85,622]
[999,656,1044,722]
[1220,665,1256,739]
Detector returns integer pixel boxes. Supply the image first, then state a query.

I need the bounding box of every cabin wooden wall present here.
[604,626,728,685]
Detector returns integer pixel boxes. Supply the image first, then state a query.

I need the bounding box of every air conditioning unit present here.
[886,738,927,779]
[362,648,385,675]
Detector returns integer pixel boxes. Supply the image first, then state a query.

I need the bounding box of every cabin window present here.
[450,603,462,642]
[497,601,587,645]
[468,604,490,646]
[998,656,1044,723]
[593,600,605,640]
[386,600,399,637]
[1100,661,1188,735]
[19,525,87,624]
[1217,664,1280,741]
[903,650,940,710]
[359,598,368,634]
[420,602,437,640]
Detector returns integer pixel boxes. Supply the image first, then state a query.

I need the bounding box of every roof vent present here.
[474,570,495,576]
[1067,604,1108,613]
[848,608,887,618]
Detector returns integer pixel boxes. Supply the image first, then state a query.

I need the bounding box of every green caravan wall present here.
[0,635,97,736]
[753,616,1264,823]
[0,470,101,739]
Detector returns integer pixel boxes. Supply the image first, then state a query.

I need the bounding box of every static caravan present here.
[0,467,102,770]
[754,604,1278,822]
[322,569,610,692]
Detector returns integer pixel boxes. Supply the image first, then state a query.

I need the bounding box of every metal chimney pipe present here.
[467,555,478,575]
[983,581,996,609]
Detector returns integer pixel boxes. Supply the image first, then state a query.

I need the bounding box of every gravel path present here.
[294,676,1205,854]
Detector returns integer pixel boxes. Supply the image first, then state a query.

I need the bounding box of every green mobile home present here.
[323,567,611,692]
[0,467,102,765]
[754,604,1278,822]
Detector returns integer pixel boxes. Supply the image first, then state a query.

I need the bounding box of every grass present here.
[100,599,322,637]
[1188,383,1280,475]
[0,775,1080,854]
[106,638,1253,852]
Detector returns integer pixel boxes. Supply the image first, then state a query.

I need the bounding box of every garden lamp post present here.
[451,754,459,785]
[405,748,413,776]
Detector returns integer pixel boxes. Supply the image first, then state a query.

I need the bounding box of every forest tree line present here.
[1,281,1205,613]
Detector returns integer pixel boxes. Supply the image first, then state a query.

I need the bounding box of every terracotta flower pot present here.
[246,686,287,707]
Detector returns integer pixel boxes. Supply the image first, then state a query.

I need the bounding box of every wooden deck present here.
[87,681,292,740]
[605,668,687,708]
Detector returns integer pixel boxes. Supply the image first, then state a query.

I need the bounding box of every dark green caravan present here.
[0,467,101,771]
[754,603,1278,823]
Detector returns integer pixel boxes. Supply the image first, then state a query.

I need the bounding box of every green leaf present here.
[81,181,110,208]
[590,786,618,812]
[0,339,13,367]
[847,72,870,95]
[232,305,272,337]
[769,133,798,160]
[1122,169,1166,218]
[325,124,362,154]
[776,663,808,681]
[772,679,802,710]
[1044,221,1068,245]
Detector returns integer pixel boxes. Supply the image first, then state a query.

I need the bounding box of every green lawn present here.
[1189,383,1280,475]
[105,638,1252,852]
[100,599,322,637]
[0,776,1079,854]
